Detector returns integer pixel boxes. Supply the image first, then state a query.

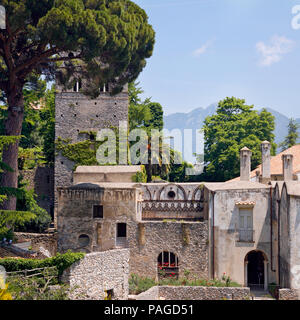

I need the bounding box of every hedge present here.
[0,251,85,275]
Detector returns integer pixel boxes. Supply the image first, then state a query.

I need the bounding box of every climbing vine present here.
[56,137,99,169]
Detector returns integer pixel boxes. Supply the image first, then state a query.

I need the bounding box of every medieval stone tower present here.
[54,82,129,218]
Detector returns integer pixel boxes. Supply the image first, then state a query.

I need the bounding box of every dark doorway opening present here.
[117,223,127,238]
[247,251,265,290]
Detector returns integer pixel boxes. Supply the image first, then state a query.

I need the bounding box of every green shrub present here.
[131,165,147,183]
[268,282,278,298]
[7,276,70,300]
[129,274,156,295]
[0,251,85,276]
[129,273,242,295]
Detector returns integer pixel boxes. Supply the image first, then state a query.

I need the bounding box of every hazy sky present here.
[134,0,300,117]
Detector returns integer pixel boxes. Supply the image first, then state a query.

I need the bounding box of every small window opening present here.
[117,223,127,238]
[73,80,82,92]
[93,205,103,218]
[167,190,176,199]
[78,234,90,247]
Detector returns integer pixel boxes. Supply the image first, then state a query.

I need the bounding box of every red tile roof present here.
[230,144,300,181]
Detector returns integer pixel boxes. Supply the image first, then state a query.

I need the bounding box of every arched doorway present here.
[245,251,268,290]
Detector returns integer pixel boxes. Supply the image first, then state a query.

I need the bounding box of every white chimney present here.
[261,141,271,183]
[282,154,294,181]
[240,147,252,181]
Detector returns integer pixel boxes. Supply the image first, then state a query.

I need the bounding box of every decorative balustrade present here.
[142,200,203,212]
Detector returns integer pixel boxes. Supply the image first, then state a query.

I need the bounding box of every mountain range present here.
[164,104,300,164]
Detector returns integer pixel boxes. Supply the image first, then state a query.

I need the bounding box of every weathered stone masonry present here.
[134,285,250,300]
[54,88,129,224]
[128,221,208,280]
[57,182,209,280]
[61,249,129,300]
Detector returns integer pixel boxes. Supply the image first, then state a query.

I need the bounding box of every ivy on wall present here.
[56,137,99,169]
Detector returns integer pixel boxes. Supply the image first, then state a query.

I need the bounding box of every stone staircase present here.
[251,290,275,300]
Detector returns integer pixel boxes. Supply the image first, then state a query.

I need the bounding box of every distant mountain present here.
[164,104,300,164]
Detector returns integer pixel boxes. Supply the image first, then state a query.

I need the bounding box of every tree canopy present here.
[0,0,155,209]
[202,97,276,182]
[0,0,155,96]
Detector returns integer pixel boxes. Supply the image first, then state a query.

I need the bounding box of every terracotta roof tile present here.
[231,144,300,181]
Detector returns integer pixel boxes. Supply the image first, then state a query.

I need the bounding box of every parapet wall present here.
[278,288,299,300]
[14,232,57,257]
[135,286,250,300]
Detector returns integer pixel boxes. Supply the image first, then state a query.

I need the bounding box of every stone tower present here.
[54,81,129,221]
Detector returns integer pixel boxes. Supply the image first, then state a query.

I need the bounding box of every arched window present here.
[157,251,179,279]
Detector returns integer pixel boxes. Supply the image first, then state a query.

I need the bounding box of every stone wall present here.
[128,221,209,280]
[54,89,129,223]
[278,288,299,300]
[57,185,140,253]
[57,185,208,280]
[15,232,57,257]
[134,286,159,300]
[20,167,54,218]
[61,249,129,300]
[135,286,250,300]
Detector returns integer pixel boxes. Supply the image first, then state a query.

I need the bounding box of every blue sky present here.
[134,0,300,117]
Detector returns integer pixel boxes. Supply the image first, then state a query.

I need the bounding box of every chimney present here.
[282,154,294,181]
[240,147,252,181]
[261,141,271,183]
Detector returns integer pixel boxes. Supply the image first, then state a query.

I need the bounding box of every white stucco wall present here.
[210,188,274,286]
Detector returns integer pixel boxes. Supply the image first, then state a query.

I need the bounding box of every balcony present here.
[238,229,254,242]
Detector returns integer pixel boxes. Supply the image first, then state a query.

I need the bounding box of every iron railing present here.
[238,229,254,242]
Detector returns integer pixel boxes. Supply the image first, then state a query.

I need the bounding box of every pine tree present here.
[279,118,299,152]
[0,1,155,209]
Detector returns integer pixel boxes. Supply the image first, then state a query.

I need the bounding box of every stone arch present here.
[158,184,187,200]
[142,186,152,200]
[192,186,204,201]
[244,250,268,290]
[78,234,90,247]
